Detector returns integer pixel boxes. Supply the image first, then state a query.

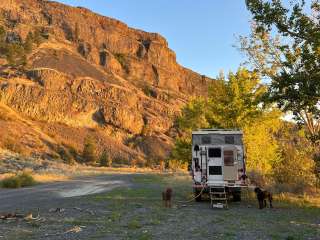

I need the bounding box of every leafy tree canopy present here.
[241,0,320,142]
[172,68,282,171]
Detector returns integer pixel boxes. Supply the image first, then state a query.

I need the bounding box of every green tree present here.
[176,97,210,136]
[273,124,317,193]
[206,69,266,129]
[172,68,281,171]
[6,43,26,66]
[99,150,112,167]
[82,137,97,164]
[24,31,34,54]
[33,29,44,46]
[244,110,282,174]
[0,26,6,57]
[171,137,191,164]
[241,0,320,142]
[0,25,5,43]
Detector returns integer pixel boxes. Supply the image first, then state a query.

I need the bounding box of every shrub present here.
[6,43,27,66]
[142,84,157,98]
[68,146,78,160]
[33,28,45,46]
[273,143,317,194]
[114,53,129,73]
[1,176,21,188]
[99,150,112,167]
[3,138,24,155]
[18,172,36,187]
[0,25,5,42]
[82,136,97,164]
[1,172,36,188]
[58,147,75,165]
[24,31,34,54]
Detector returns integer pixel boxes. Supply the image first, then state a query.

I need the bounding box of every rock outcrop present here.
[0,0,211,163]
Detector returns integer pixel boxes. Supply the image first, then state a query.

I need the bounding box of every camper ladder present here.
[210,186,228,209]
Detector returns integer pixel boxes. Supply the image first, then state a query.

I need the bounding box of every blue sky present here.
[54,0,252,78]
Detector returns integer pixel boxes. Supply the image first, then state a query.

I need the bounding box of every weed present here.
[128,219,142,229]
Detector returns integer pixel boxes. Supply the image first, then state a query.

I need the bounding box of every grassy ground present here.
[1,173,319,240]
[80,174,320,240]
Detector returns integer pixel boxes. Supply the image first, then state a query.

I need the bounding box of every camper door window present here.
[224,150,234,166]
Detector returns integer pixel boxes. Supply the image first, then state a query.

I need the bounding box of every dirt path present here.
[0,174,130,211]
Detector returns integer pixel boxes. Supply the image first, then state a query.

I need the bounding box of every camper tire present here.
[194,189,202,202]
[232,192,241,202]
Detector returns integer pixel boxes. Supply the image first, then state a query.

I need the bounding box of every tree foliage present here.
[172,68,281,173]
[82,137,97,164]
[273,123,317,193]
[100,150,112,167]
[24,31,34,54]
[244,110,282,174]
[241,0,320,142]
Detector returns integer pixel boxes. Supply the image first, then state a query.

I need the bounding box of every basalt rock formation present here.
[0,0,211,164]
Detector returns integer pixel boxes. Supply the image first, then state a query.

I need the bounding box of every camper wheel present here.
[232,192,241,202]
[194,189,202,202]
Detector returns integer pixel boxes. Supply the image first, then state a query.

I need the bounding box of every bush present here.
[99,150,112,167]
[6,43,26,66]
[1,176,21,188]
[273,143,317,194]
[19,172,36,187]
[58,147,75,165]
[24,31,34,54]
[82,136,97,164]
[114,53,129,73]
[3,138,24,155]
[1,172,36,188]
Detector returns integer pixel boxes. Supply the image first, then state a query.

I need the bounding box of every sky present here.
[54,0,253,78]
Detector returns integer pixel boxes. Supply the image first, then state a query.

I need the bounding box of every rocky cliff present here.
[0,0,210,165]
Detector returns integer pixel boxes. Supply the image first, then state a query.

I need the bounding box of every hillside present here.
[0,0,211,165]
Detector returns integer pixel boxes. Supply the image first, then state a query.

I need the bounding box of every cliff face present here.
[0,0,210,164]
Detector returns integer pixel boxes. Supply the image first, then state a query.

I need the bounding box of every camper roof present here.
[192,129,243,135]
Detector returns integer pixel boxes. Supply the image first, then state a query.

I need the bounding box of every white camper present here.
[191,129,247,204]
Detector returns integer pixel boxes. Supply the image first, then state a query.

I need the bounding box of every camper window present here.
[209,166,222,175]
[208,148,221,158]
[225,136,235,144]
[201,136,211,144]
[224,150,234,166]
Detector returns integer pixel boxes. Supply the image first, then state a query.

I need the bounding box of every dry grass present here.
[32,173,69,183]
[274,192,320,208]
[0,105,17,121]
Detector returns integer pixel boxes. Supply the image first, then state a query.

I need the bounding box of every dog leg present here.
[259,200,263,209]
[269,195,273,208]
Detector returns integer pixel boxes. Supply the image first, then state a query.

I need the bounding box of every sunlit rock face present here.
[0,0,211,162]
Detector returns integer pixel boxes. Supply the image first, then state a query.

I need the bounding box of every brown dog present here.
[162,187,173,208]
[254,187,273,209]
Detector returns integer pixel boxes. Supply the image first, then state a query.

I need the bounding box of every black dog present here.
[254,187,273,209]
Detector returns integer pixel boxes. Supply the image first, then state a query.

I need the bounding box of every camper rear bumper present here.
[192,183,248,189]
